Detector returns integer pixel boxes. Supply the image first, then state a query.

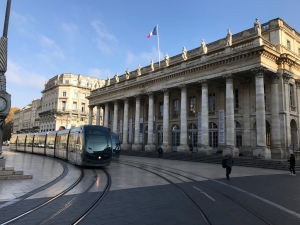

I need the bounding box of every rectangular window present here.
[73,92,78,98]
[65,79,69,84]
[189,97,196,113]
[298,48,300,56]
[72,80,78,85]
[80,117,84,121]
[208,93,215,111]
[72,116,76,121]
[81,103,85,113]
[62,101,66,111]
[287,40,291,50]
[159,102,164,117]
[72,102,77,112]
[62,91,66,97]
[173,99,179,115]
[234,89,239,109]
[289,84,294,106]
[82,93,86,99]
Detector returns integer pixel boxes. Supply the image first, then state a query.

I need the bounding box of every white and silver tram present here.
[9,125,121,167]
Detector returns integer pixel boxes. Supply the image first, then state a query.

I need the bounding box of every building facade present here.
[39,73,105,131]
[13,98,41,133]
[87,18,300,159]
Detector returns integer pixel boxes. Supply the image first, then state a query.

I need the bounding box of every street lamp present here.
[0,0,12,167]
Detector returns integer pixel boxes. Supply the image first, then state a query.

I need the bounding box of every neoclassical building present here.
[39,73,105,131]
[87,18,300,159]
[13,98,41,133]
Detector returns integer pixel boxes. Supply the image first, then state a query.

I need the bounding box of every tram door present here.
[171,125,180,151]
[209,122,218,153]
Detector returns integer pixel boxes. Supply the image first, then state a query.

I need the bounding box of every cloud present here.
[87,68,112,79]
[61,22,79,40]
[6,60,46,89]
[91,20,118,54]
[39,35,65,59]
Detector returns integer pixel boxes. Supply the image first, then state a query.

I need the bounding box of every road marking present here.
[193,186,215,201]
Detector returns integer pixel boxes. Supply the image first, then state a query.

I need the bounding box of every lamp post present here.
[0,0,12,166]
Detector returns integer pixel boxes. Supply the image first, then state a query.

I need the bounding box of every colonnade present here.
[88,67,285,159]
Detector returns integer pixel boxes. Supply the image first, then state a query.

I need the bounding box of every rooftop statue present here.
[125,69,130,79]
[137,64,141,76]
[150,59,154,71]
[106,76,110,86]
[254,18,261,36]
[114,72,119,83]
[182,46,187,60]
[200,39,207,54]
[226,29,232,46]
[165,53,169,66]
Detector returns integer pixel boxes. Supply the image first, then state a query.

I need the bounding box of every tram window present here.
[86,135,110,153]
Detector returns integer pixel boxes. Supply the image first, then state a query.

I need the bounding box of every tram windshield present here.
[85,128,111,153]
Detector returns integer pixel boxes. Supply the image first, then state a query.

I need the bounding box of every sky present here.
[0,0,300,109]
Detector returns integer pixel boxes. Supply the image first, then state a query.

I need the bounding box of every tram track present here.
[0,159,69,209]
[114,159,275,225]
[1,167,84,225]
[114,160,212,225]
[0,167,111,225]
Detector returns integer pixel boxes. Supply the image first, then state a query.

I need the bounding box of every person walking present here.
[288,153,296,176]
[158,146,163,160]
[224,152,234,180]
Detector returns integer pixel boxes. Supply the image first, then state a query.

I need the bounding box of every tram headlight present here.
[98,156,101,159]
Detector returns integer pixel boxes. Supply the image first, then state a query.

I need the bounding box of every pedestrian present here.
[223,152,234,180]
[288,153,296,176]
[158,146,163,160]
[189,144,193,154]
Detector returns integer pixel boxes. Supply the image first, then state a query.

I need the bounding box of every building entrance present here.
[209,122,218,153]
[171,124,180,151]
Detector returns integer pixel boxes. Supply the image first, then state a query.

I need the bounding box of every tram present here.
[9,125,121,167]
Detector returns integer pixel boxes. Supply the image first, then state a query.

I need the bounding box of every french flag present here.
[147,25,157,38]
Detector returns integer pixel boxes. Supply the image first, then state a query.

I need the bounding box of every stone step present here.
[0,170,24,176]
[120,150,300,171]
[0,167,14,171]
[0,174,33,180]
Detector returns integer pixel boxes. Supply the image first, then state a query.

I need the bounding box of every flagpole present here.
[157,24,160,68]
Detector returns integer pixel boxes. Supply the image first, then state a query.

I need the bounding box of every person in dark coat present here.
[288,153,296,176]
[224,152,234,180]
[158,146,163,160]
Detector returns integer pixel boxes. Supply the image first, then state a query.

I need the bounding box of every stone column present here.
[296,79,300,153]
[223,74,239,156]
[122,98,130,150]
[177,85,189,152]
[270,73,283,158]
[145,92,155,151]
[241,80,252,156]
[198,79,212,155]
[252,66,271,159]
[113,100,118,133]
[283,71,292,156]
[104,103,109,127]
[162,89,171,152]
[96,105,101,125]
[132,95,142,150]
[88,105,94,125]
